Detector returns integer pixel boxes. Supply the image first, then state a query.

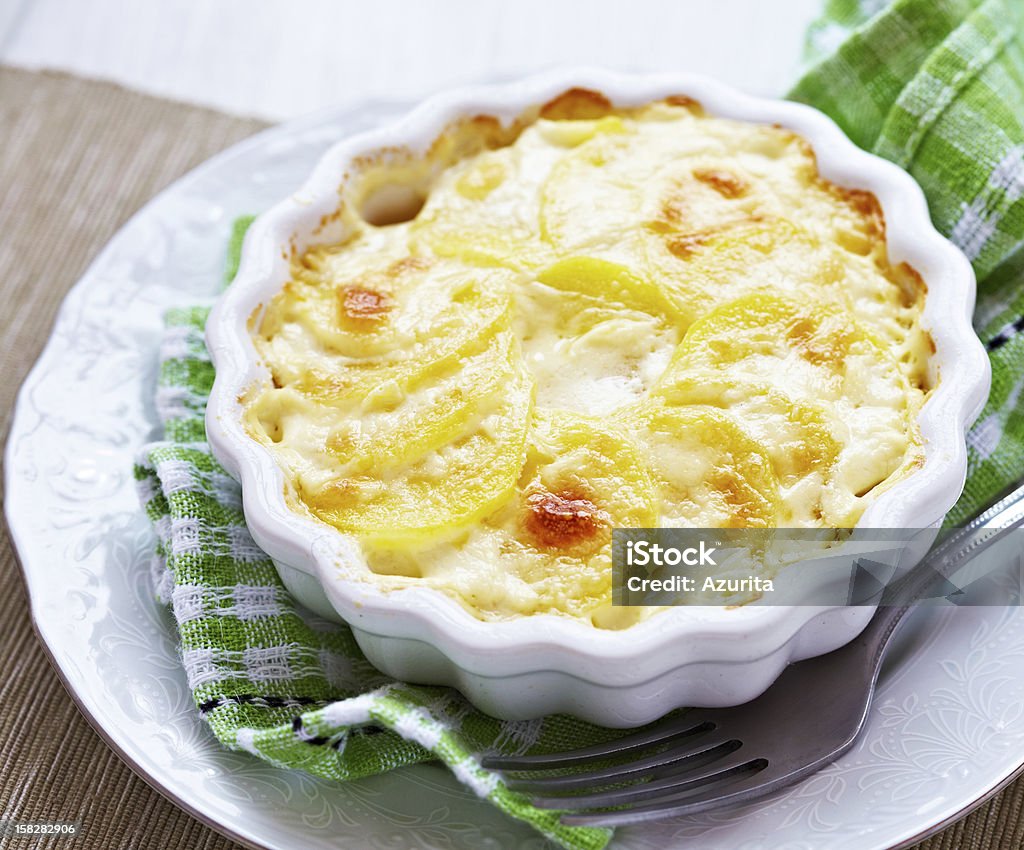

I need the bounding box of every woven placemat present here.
[0,65,1020,850]
[0,66,263,850]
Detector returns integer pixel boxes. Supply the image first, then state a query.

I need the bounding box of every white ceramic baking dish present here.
[205,68,990,727]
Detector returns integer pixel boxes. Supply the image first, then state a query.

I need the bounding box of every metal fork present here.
[482,482,1024,827]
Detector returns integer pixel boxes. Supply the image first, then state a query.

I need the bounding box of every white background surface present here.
[1,0,820,120]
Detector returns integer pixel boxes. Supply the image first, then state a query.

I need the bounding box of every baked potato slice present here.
[306,363,535,547]
[623,400,781,528]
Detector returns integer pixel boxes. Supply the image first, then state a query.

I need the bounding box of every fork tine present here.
[481,713,713,770]
[501,737,739,792]
[560,759,772,827]
[529,748,757,809]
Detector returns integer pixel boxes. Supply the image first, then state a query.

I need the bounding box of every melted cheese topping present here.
[246,93,930,627]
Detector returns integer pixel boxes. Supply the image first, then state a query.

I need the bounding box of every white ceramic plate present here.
[7,97,1024,850]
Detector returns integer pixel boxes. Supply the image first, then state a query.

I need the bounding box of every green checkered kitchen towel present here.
[135,3,1024,847]
[790,0,1024,525]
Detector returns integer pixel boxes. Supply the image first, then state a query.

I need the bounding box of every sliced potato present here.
[535,256,684,325]
[655,373,839,479]
[409,148,553,272]
[622,400,781,528]
[289,271,513,404]
[516,409,659,545]
[324,329,520,476]
[669,294,920,506]
[535,115,628,148]
[670,292,905,400]
[307,363,534,547]
[653,373,848,524]
[642,217,809,327]
[539,130,645,252]
[425,409,660,619]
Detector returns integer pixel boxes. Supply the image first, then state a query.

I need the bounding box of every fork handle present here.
[858,480,1024,673]
[866,482,1024,652]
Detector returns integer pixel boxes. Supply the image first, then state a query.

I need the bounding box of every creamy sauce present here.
[245,93,930,627]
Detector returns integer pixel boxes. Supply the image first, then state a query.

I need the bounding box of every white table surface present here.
[1,0,820,120]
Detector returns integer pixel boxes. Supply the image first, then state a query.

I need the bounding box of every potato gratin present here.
[245,91,931,627]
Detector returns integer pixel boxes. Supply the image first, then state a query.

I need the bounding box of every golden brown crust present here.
[889,261,928,306]
[693,167,748,198]
[524,489,608,548]
[431,114,518,160]
[709,469,771,528]
[339,286,392,324]
[664,94,702,112]
[665,231,712,259]
[835,187,885,241]
[388,256,431,274]
[539,88,614,120]
[785,316,853,368]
